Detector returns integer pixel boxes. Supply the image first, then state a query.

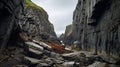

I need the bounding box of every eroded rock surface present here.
[61,0,120,61]
[0,0,120,67]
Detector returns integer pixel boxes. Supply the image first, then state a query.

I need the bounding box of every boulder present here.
[37,63,50,67]
[51,58,64,64]
[23,56,41,64]
[27,48,43,59]
[87,61,107,67]
[62,52,86,61]
[37,58,55,67]
[25,42,44,51]
[28,48,43,55]
[32,40,52,51]
[50,52,60,58]
[62,61,75,67]
[100,55,119,64]
[108,64,120,67]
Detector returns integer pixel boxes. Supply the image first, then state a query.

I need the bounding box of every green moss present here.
[26,0,43,10]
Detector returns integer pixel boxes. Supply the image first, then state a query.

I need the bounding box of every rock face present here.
[59,24,73,45]
[0,0,120,67]
[62,0,120,58]
[0,0,64,67]
[0,0,25,53]
[19,6,57,42]
[0,0,58,54]
[18,0,58,43]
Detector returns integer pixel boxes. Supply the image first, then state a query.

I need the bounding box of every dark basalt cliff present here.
[0,0,62,67]
[61,0,120,58]
[0,0,58,54]
[0,0,25,53]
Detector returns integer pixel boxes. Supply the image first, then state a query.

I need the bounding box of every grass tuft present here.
[26,0,43,10]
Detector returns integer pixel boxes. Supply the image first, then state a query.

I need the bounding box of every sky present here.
[31,0,78,36]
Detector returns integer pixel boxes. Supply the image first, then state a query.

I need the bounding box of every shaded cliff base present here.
[0,41,120,67]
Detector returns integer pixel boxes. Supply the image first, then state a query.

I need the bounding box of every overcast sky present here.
[31,0,78,36]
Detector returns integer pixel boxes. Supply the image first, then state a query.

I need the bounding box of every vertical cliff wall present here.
[62,0,120,58]
[0,0,25,53]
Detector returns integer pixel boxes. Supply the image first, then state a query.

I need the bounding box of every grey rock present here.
[0,0,24,54]
[37,58,55,67]
[37,63,50,67]
[25,42,44,51]
[28,48,43,55]
[87,61,107,67]
[32,40,52,51]
[62,61,75,67]
[61,0,120,59]
[51,58,64,64]
[50,52,60,58]
[23,56,41,64]
[13,65,28,67]
[100,55,119,64]
[62,52,89,64]
[109,64,120,67]
[19,6,59,43]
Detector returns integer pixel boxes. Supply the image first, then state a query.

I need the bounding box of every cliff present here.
[19,0,58,43]
[0,0,65,67]
[0,0,59,55]
[59,24,73,45]
[0,0,25,53]
[62,0,120,59]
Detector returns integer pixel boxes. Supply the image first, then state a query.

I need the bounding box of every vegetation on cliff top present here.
[26,0,42,10]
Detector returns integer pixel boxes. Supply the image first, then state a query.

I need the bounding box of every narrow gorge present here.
[61,0,120,57]
[0,0,120,67]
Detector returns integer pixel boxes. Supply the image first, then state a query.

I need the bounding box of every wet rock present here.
[87,61,107,67]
